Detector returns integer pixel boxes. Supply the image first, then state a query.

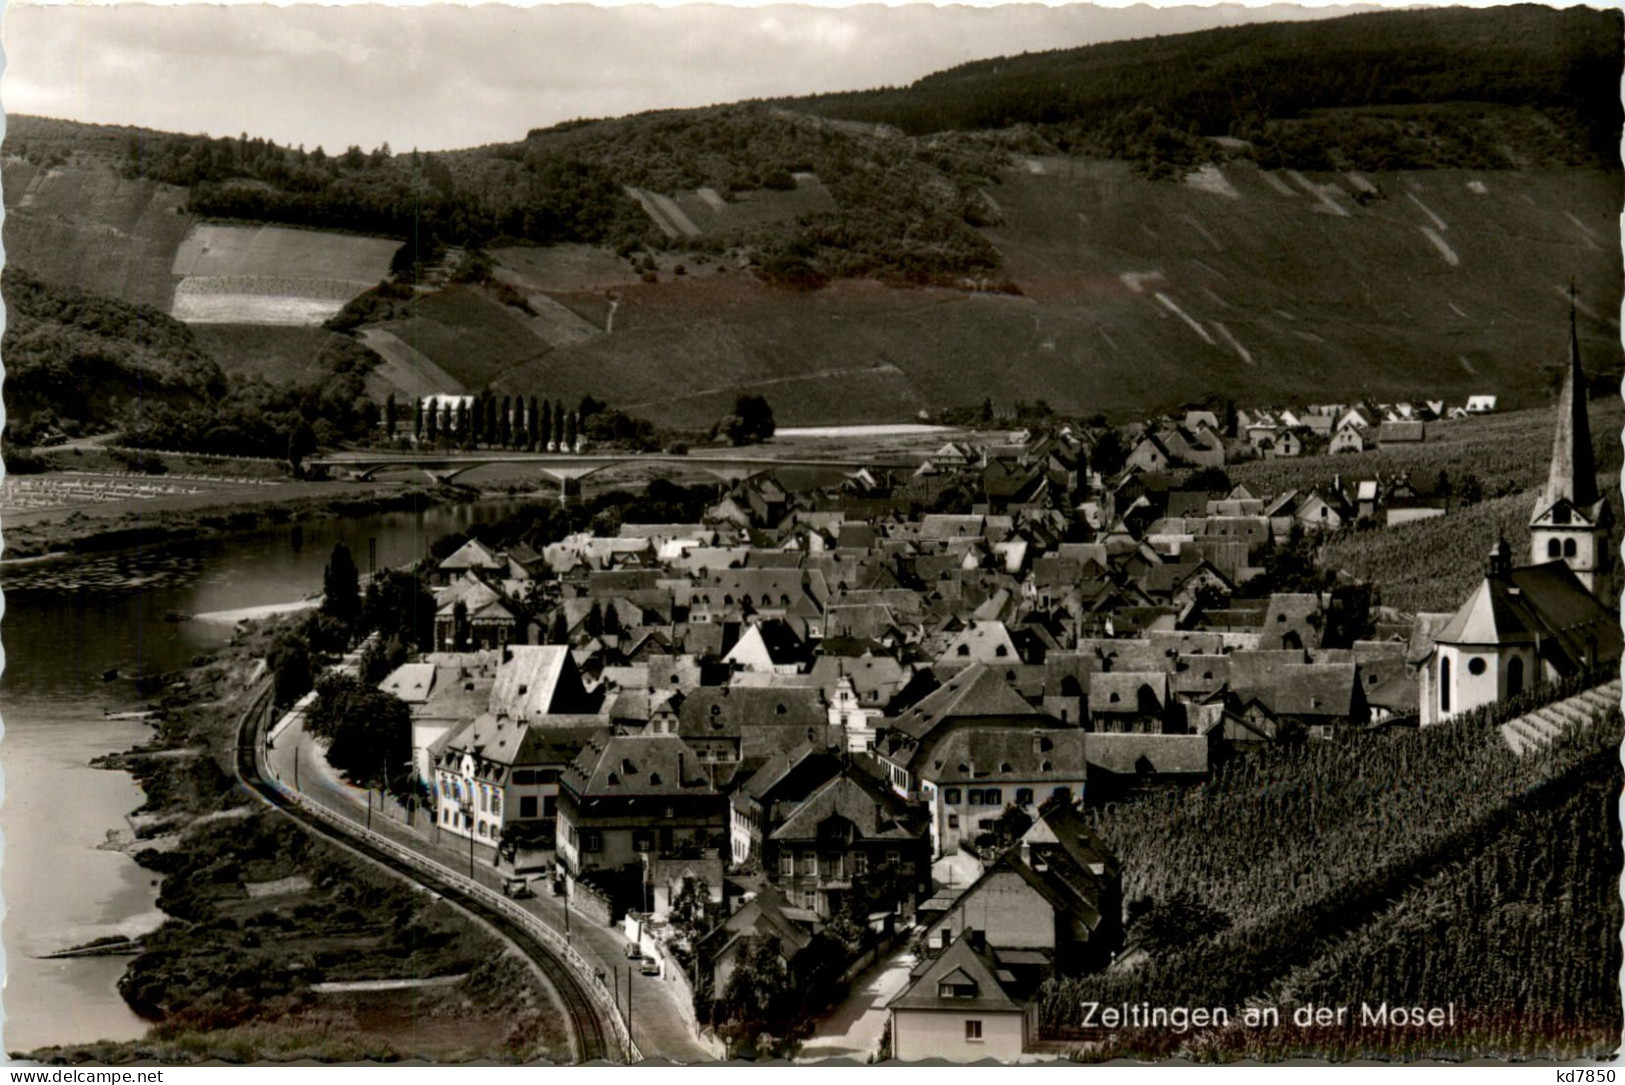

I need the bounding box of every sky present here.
[0,0,1452,152]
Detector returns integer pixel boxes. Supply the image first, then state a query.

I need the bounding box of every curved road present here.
[232,681,617,1063]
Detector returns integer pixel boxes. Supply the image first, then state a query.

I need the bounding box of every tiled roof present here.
[890,664,1044,740]
[678,686,828,736]
[1084,733,1210,776]
[918,728,1088,784]
[563,732,719,797]
[379,662,437,704]
[888,931,1022,1014]
[770,771,924,841]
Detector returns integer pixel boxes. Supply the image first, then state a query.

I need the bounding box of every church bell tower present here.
[1529,291,1614,599]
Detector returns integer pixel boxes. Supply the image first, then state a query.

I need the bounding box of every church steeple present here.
[1543,286,1597,510]
[1530,286,1612,598]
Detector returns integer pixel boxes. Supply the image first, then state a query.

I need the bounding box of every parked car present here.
[624,943,643,959]
[640,956,662,976]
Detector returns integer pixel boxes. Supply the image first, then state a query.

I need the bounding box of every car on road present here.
[640,956,662,976]
[624,943,643,959]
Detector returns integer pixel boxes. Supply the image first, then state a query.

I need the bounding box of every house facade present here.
[554,733,728,909]
[888,930,1033,1063]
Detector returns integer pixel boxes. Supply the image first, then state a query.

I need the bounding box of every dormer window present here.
[649,772,662,786]
[938,982,979,999]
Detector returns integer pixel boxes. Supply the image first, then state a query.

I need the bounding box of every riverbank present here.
[22,614,570,1065]
[1,480,445,562]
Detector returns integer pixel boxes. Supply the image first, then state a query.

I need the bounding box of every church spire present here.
[1544,285,1597,510]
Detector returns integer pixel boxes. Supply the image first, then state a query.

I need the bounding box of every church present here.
[1418,305,1621,727]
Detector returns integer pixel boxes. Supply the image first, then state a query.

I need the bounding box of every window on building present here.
[855,852,869,875]
[886,849,900,865]
[984,789,1002,805]
[965,1021,983,1042]
[1549,538,1562,558]
[781,854,794,876]
[520,796,537,818]
[1052,786,1072,803]
[994,644,1008,658]
[1468,657,1487,677]
[633,830,654,853]
[940,982,978,999]
[948,815,960,829]
[944,788,961,805]
[1509,656,1525,697]
[1564,538,1578,558]
[1440,658,1451,714]
[802,852,817,875]
[968,790,982,806]
[1016,788,1034,805]
[581,831,603,853]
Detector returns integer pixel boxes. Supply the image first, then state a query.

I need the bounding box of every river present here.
[1,499,525,1054]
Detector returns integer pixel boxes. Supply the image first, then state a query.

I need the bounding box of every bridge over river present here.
[308,450,922,498]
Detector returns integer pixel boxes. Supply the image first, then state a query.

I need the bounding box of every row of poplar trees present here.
[389,393,580,451]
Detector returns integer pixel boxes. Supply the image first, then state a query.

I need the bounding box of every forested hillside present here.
[1,269,225,441]
[14,5,1614,290]
[3,4,1620,436]
[784,5,1623,175]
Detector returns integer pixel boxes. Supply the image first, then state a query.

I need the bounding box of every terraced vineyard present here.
[169,224,397,325]
[2,159,193,310]
[628,174,838,240]
[370,286,552,390]
[190,325,349,385]
[1499,678,1621,756]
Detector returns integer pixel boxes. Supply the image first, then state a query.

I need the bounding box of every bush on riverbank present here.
[113,809,569,1059]
[29,615,568,1065]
